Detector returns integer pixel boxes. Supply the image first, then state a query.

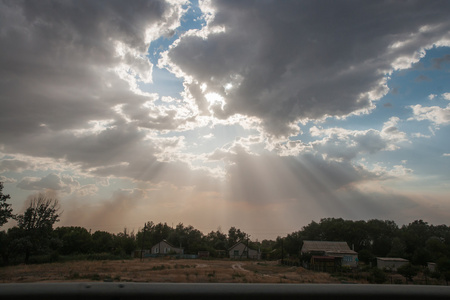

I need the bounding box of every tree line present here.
[1,182,449,280]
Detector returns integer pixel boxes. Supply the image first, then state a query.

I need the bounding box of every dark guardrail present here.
[0,282,449,300]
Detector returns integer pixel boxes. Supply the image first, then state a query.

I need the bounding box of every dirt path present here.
[231,263,250,272]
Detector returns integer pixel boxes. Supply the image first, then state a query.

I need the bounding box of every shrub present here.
[369,268,387,284]
[397,263,419,282]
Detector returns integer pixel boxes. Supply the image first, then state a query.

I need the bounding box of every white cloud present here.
[409,104,450,125]
[0,159,30,173]
[309,118,407,161]
[442,93,450,100]
[0,176,16,184]
[16,173,80,193]
[428,94,437,100]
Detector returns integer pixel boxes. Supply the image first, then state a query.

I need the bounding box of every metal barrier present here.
[0,283,449,300]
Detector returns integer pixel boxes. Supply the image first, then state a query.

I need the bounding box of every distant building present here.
[376,257,409,271]
[427,262,437,272]
[229,241,260,260]
[301,240,358,270]
[151,240,183,255]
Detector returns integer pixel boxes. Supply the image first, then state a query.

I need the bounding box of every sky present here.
[1,0,449,240]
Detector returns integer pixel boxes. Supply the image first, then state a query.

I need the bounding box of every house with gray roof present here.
[301,240,358,268]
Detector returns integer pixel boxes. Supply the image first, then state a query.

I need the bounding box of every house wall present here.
[229,242,260,259]
[326,252,358,267]
[151,241,183,254]
[377,259,408,271]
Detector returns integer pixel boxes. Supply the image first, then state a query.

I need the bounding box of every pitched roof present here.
[301,240,356,254]
[228,240,258,252]
[152,239,182,250]
[228,241,247,251]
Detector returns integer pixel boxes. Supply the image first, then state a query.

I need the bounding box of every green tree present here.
[54,226,92,255]
[179,224,205,254]
[0,182,14,227]
[204,229,228,254]
[397,263,419,283]
[366,219,399,256]
[228,226,246,246]
[388,237,406,258]
[401,220,432,259]
[92,230,114,253]
[113,228,136,255]
[370,267,388,284]
[136,221,172,251]
[437,257,450,285]
[16,194,61,263]
[283,231,303,257]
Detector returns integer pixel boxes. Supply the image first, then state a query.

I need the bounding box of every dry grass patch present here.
[0,259,363,284]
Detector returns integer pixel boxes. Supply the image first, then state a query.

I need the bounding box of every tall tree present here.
[16,194,61,263]
[228,226,246,246]
[0,182,14,227]
[92,230,114,253]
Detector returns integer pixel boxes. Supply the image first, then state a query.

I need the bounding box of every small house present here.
[151,240,183,255]
[301,240,358,269]
[229,241,260,260]
[376,257,409,271]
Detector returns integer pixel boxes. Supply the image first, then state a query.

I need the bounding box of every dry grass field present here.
[0,258,367,284]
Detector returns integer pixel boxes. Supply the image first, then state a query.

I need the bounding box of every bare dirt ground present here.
[0,258,367,284]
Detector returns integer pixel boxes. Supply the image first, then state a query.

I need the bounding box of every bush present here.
[397,263,419,282]
[369,268,387,284]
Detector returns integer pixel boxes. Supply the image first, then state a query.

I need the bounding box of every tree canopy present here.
[0,182,14,227]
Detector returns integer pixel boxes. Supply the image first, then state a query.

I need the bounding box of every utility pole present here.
[247,234,251,259]
[140,223,146,261]
[159,228,162,255]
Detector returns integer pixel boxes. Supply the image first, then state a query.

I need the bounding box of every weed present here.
[207,270,216,277]
[90,273,101,281]
[257,263,268,267]
[152,265,166,271]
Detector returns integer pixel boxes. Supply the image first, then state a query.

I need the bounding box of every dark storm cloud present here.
[0,0,201,186]
[0,0,179,144]
[166,0,450,136]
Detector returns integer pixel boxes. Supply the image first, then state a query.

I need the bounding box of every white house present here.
[151,240,183,255]
[229,241,260,260]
